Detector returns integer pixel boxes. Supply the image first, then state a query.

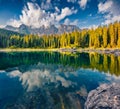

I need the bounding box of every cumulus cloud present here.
[8,19,22,28]
[78,0,88,9]
[40,0,53,10]
[98,1,113,13]
[7,2,77,28]
[64,18,79,25]
[103,15,120,25]
[98,0,120,25]
[56,7,77,21]
[67,0,88,10]
[0,25,5,28]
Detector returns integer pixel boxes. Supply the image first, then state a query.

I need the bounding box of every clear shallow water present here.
[0,52,120,109]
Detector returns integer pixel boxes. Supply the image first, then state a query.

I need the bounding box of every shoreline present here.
[79,49,120,56]
[0,48,120,56]
[0,48,59,52]
[60,48,120,56]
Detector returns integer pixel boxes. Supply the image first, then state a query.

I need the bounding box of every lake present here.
[0,51,120,109]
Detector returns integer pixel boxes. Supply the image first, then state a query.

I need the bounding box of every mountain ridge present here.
[0,28,24,37]
[5,24,80,35]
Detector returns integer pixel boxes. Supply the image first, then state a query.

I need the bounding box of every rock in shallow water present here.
[85,83,120,109]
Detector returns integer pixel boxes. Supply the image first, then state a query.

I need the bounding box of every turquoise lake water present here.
[0,52,120,109]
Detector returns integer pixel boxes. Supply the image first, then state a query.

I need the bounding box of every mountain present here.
[58,24,80,33]
[19,24,30,34]
[5,25,18,32]
[5,24,80,35]
[0,28,23,37]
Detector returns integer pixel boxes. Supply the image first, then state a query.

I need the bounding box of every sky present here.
[0,0,120,28]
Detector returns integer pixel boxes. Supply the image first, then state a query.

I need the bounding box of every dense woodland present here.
[0,21,120,48]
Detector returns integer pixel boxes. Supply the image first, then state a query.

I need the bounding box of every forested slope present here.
[0,22,120,48]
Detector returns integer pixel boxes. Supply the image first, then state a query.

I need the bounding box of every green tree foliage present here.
[117,22,120,48]
[0,29,23,48]
[0,21,120,48]
[109,24,115,47]
[102,26,108,48]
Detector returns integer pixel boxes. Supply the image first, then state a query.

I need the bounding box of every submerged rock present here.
[85,83,120,109]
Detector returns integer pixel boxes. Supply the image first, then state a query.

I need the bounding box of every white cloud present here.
[55,7,60,13]
[0,25,5,28]
[56,7,77,21]
[40,0,53,10]
[78,0,88,9]
[8,2,77,28]
[64,18,71,25]
[98,1,113,13]
[98,0,120,25]
[8,19,22,28]
[67,0,88,10]
[47,0,51,3]
[103,15,120,25]
[81,24,98,29]
[64,18,79,26]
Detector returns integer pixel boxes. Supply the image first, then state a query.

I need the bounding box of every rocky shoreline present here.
[85,83,120,109]
[59,48,120,56]
[0,48,120,56]
[82,49,120,56]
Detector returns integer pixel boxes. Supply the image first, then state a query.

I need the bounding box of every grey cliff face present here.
[5,24,80,35]
[85,83,120,109]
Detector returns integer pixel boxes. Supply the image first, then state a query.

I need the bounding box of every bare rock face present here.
[85,83,120,109]
[5,24,80,35]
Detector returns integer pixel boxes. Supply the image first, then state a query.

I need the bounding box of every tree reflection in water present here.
[0,52,120,109]
[0,52,120,76]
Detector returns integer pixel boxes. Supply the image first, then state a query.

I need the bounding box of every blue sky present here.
[0,0,120,28]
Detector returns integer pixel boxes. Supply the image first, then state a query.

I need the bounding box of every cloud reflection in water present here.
[7,63,77,91]
[3,63,119,109]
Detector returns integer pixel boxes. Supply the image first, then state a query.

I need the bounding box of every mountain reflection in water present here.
[0,52,120,109]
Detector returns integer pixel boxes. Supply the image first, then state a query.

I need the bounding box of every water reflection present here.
[0,52,120,109]
[8,64,76,91]
[1,62,119,109]
[89,53,120,76]
[7,64,87,92]
[0,52,120,76]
